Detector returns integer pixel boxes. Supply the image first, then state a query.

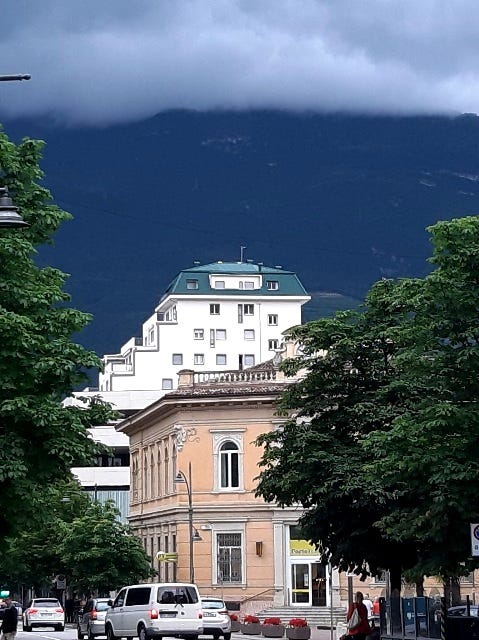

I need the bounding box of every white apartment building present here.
[99,260,311,394]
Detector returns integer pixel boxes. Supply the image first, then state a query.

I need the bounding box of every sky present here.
[2,0,479,126]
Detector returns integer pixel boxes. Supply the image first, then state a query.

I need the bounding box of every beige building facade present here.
[118,363,345,611]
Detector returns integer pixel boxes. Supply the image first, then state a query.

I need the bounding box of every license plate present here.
[160,612,177,618]
[203,612,215,617]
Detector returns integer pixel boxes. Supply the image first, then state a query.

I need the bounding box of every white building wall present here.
[101,295,306,392]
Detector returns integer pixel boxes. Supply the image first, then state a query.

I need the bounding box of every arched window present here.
[143,452,148,500]
[157,445,162,496]
[164,446,169,494]
[150,451,155,498]
[220,441,239,489]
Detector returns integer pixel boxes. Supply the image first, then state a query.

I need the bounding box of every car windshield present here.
[96,603,110,612]
[202,601,225,610]
[34,601,60,608]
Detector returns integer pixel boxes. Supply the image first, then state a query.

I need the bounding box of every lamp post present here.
[175,461,201,583]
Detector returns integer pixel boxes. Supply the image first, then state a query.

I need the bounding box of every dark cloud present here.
[1,0,478,125]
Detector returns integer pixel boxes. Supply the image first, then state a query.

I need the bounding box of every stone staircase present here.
[255,606,347,629]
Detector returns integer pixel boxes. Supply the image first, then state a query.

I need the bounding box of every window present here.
[149,327,155,343]
[244,329,255,340]
[244,281,254,289]
[268,314,278,326]
[210,329,215,347]
[244,304,254,315]
[217,533,242,583]
[216,329,226,340]
[194,328,204,340]
[125,587,152,606]
[186,279,198,289]
[216,354,227,365]
[215,280,225,289]
[220,441,239,488]
[210,303,220,315]
[162,378,173,390]
[244,354,255,367]
[268,339,279,350]
[194,354,205,365]
[267,280,279,290]
[172,354,183,365]
[114,588,127,608]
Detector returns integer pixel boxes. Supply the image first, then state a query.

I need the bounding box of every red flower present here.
[244,615,260,624]
[288,619,308,628]
[263,618,282,625]
[229,614,239,622]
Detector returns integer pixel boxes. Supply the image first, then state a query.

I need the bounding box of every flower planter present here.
[241,623,262,635]
[286,627,311,640]
[262,624,285,638]
[231,621,241,632]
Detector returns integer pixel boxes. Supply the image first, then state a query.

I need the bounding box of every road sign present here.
[470,524,479,556]
[156,551,178,563]
[55,575,67,589]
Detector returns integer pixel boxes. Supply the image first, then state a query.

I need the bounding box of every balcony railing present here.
[177,368,284,387]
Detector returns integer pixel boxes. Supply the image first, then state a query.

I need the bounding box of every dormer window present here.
[186,279,198,289]
[215,280,225,289]
[267,280,279,290]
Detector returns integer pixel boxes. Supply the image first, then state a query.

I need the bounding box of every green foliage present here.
[0,128,116,540]
[256,216,479,583]
[0,480,154,594]
[58,500,155,594]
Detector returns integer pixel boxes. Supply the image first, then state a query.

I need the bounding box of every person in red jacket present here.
[345,592,371,640]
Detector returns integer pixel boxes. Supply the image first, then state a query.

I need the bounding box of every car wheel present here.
[214,635,220,640]
[106,625,117,640]
[138,624,147,640]
[23,624,32,632]
[224,633,231,640]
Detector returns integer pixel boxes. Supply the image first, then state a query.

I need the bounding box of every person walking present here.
[0,596,18,640]
[344,591,371,640]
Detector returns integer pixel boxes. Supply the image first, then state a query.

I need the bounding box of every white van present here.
[105,583,203,640]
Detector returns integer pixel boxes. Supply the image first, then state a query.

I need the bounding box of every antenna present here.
[240,246,246,262]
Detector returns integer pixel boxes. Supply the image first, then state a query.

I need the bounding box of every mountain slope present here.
[3,110,479,356]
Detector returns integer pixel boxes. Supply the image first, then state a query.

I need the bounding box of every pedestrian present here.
[0,596,18,640]
[363,594,373,619]
[341,592,371,640]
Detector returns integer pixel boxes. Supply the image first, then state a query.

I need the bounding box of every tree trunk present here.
[389,566,402,596]
[443,576,461,607]
[415,577,424,597]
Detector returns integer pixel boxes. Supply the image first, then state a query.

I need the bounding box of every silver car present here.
[200,597,231,640]
[78,598,111,640]
[23,597,65,631]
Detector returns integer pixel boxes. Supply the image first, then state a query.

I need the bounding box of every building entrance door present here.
[291,562,327,606]
[291,563,310,604]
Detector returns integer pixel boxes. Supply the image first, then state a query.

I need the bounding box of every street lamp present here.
[0,187,28,228]
[0,74,31,228]
[175,461,202,583]
[0,74,31,82]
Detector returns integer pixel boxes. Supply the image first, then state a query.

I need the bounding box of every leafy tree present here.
[0,128,115,540]
[58,500,155,594]
[256,216,479,591]
[0,480,154,595]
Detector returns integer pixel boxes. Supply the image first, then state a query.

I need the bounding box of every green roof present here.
[163,261,309,297]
